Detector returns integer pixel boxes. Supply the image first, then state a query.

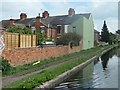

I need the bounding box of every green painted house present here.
[67,13,94,49]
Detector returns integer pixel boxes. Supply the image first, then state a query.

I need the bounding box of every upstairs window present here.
[72,26,76,32]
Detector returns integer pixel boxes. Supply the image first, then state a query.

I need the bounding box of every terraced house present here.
[1,8,94,49]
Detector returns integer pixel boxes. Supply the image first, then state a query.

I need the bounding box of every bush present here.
[56,32,81,46]
[7,26,33,34]
[37,32,46,45]
[1,57,11,72]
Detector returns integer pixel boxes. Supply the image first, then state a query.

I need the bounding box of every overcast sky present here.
[0,0,119,33]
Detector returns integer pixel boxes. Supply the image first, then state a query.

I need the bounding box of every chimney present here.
[42,11,49,18]
[35,16,41,33]
[68,8,75,16]
[9,19,14,27]
[20,13,27,19]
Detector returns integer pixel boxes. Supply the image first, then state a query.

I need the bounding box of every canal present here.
[54,47,119,89]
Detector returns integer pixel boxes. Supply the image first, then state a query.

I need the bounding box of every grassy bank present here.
[2,45,107,76]
[2,48,88,76]
[3,45,114,89]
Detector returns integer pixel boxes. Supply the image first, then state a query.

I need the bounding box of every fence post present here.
[11,33,12,50]
[18,33,20,47]
[36,33,38,46]
[31,34,33,47]
[7,33,8,49]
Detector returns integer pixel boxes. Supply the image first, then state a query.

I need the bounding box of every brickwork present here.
[9,19,14,27]
[2,43,82,66]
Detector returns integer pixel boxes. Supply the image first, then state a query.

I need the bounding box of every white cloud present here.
[1,2,46,19]
[89,1,118,33]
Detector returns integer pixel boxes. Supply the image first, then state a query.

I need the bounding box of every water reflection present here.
[101,47,119,70]
[55,47,119,89]
[101,52,109,70]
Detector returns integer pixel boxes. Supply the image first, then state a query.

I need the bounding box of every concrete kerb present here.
[34,46,116,90]
[33,56,97,90]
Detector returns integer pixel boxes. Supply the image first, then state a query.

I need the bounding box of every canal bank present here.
[55,45,119,89]
[3,45,117,89]
[34,45,117,89]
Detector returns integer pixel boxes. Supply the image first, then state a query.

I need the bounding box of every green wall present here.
[67,17,83,38]
[83,15,94,49]
[67,14,94,49]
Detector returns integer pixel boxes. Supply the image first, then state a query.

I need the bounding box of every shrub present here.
[1,57,11,72]
[37,32,46,45]
[7,26,33,34]
[56,32,81,46]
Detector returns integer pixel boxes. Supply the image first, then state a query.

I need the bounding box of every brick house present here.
[94,29,100,43]
[1,8,94,49]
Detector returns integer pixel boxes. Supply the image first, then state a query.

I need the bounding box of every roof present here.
[42,13,91,26]
[0,22,5,30]
[1,13,91,28]
[94,29,100,33]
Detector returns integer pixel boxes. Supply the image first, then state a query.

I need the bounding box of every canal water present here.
[54,47,119,89]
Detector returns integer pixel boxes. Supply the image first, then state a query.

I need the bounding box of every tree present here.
[109,32,117,44]
[116,29,120,34]
[37,31,45,45]
[56,32,81,46]
[101,20,110,43]
[116,29,120,44]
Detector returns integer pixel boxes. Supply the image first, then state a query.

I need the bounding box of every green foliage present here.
[56,32,81,46]
[1,57,12,72]
[37,31,46,45]
[109,32,117,44]
[116,30,120,34]
[101,20,110,43]
[7,26,33,34]
[46,39,52,42]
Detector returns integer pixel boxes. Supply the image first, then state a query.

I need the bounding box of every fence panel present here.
[32,35,36,47]
[4,32,19,50]
[4,32,36,50]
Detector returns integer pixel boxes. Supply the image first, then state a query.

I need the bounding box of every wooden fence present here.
[4,32,36,50]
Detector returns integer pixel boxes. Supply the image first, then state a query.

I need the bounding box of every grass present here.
[2,45,107,76]
[2,45,114,89]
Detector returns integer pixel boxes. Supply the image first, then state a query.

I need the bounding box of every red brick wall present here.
[2,42,82,66]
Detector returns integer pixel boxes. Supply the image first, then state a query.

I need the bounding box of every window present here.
[40,26,45,33]
[57,26,61,34]
[31,27,36,33]
[72,27,76,32]
[41,27,44,33]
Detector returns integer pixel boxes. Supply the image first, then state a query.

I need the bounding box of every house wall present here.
[46,28,57,41]
[82,15,94,49]
[67,15,94,50]
[67,17,83,38]
[2,42,82,66]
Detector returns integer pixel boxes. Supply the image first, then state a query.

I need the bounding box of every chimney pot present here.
[20,13,27,19]
[9,19,14,27]
[68,8,75,16]
[42,11,49,18]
